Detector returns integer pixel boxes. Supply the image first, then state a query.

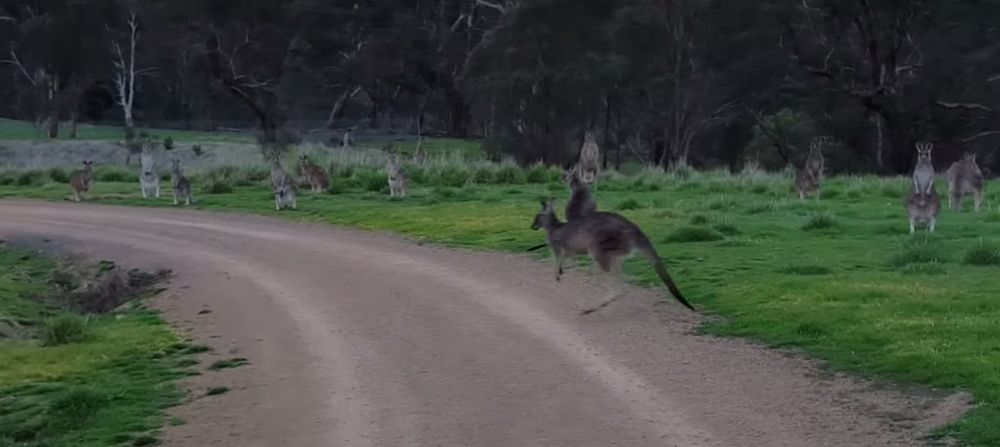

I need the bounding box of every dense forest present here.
[2,0,1000,173]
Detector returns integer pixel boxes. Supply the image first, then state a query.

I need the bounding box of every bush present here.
[689,214,709,225]
[191,145,204,156]
[352,167,386,192]
[327,178,350,195]
[526,164,561,184]
[40,314,90,346]
[203,179,234,195]
[16,170,46,186]
[47,167,70,184]
[802,213,837,231]
[473,166,495,184]
[95,167,136,183]
[664,226,724,243]
[0,170,16,186]
[963,240,1000,266]
[163,136,175,151]
[494,165,527,184]
[618,199,642,211]
[890,235,948,267]
[430,165,472,187]
[712,222,741,236]
[48,387,108,429]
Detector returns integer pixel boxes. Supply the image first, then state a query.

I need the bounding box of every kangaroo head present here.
[531,200,556,230]
[964,151,978,164]
[915,142,933,162]
[299,154,310,164]
[82,160,93,170]
[171,158,181,170]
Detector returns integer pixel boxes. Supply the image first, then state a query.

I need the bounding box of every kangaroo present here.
[906,184,941,233]
[170,159,194,206]
[298,154,330,194]
[912,142,935,195]
[564,166,598,221]
[413,145,426,165]
[531,199,695,314]
[794,138,824,200]
[387,153,408,198]
[577,131,600,186]
[139,149,160,199]
[69,161,94,202]
[527,167,599,253]
[946,152,985,213]
[271,159,297,211]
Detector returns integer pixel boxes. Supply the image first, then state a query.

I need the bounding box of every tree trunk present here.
[68,111,79,139]
[879,110,915,175]
[873,114,884,172]
[446,87,469,137]
[46,114,59,139]
[602,92,612,170]
[324,85,360,129]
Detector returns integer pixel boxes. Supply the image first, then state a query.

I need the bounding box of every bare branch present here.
[2,45,36,85]
[961,130,1000,143]
[935,101,993,112]
[475,0,507,14]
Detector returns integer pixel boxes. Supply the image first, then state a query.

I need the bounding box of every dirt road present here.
[0,200,964,447]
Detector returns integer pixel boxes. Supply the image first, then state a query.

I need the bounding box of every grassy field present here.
[2,163,1000,445]
[0,247,199,446]
[0,118,251,144]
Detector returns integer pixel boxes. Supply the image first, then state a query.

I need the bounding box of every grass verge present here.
[0,246,193,447]
[1,170,999,445]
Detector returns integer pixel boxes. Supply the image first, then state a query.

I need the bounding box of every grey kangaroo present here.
[946,152,985,212]
[140,149,160,199]
[577,131,601,186]
[271,159,297,211]
[794,138,824,200]
[912,142,935,195]
[299,154,330,194]
[526,167,598,253]
[69,160,93,202]
[170,159,194,206]
[531,199,695,314]
[905,184,941,233]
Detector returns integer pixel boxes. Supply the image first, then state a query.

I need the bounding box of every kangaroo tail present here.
[638,240,695,311]
[526,243,548,252]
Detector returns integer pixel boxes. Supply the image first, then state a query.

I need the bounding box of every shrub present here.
[47,167,70,184]
[963,240,1000,266]
[48,387,108,429]
[0,170,16,186]
[327,178,350,195]
[494,165,527,184]
[618,199,642,211]
[192,145,204,156]
[40,314,90,346]
[95,167,136,183]
[526,164,561,184]
[203,179,234,195]
[163,136,175,151]
[664,226,724,243]
[351,168,386,192]
[431,165,472,187]
[689,214,709,225]
[473,166,495,184]
[712,222,742,236]
[16,170,47,186]
[802,213,837,231]
[890,235,948,267]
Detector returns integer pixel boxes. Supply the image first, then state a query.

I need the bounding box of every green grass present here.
[0,118,251,143]
[3,169,1000,445]
[0,248,192,447]
[207,358,249,371]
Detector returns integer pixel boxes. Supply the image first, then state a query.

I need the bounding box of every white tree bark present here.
[111,10,149,136]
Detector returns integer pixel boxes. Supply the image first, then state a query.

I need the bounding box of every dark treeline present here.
[2,0,1000,173]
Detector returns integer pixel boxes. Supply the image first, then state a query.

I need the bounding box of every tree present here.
[110,8,153,146]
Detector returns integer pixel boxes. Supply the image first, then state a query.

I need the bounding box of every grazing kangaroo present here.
[170,159,194,206]
[271,160,297,211]
[69,161,94,202]
[298,154,330,193]
[906,184,941,233]
[912,142,935,195]
[794,138,825,200]
[577,131,601,186]
[387,153,408,198]
[531,200,695,314]
[139,149,160,199]
[946,152,985,212]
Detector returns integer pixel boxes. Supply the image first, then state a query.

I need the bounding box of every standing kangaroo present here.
[531,200,695,314]
[387,153,408,198]
[946,152,985,212]
[794,138,824,200]
[565,166,598,221]
[139,149,160,199]
[271,159,297,211]
[298,154,330,194]
[170,159,194,206]
[69,161,93,202]
[912,142,935,195]
[577,131,601,186]
[906,184,941,233]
